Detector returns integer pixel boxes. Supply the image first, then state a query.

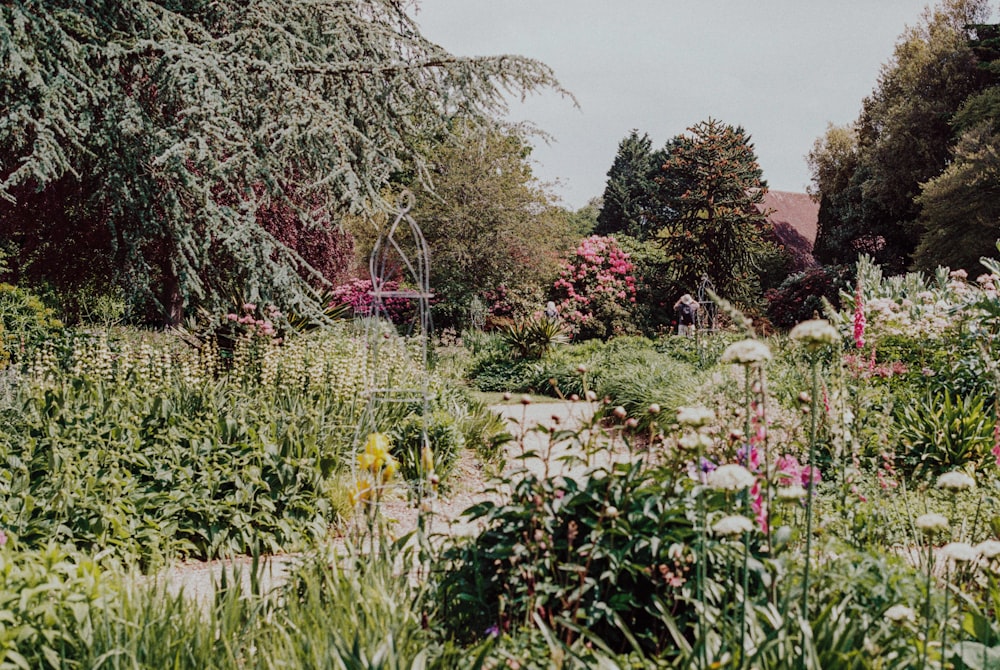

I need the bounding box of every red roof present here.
[758,190,818,244]
[757,190,819,269]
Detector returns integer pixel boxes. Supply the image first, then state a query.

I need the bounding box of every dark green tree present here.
[405,124,575,328]
[564,197,601,238]
[913,124,1000,272]
[651,118,775,305]
[595,130,657,237]
[812,0,991,273]
[0,0,566,324]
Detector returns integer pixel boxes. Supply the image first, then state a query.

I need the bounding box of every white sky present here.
[410,0,949,209]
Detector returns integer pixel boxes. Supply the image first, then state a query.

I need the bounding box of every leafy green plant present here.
[0,283,63,367]
[499,317,569,360]
[896,390,995,479]
[391,410,465,483]
[435,458,706,657]
[0,543,116,669]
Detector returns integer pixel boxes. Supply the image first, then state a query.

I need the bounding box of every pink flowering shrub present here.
[329,279,414,324]
[552,235,638,340]
[224,302,281,339]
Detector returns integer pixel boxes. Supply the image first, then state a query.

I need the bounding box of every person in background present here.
[673,293,699,336]
[544,301,559,320]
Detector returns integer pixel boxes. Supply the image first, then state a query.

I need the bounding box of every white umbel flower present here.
[936,471,975,492]
[677,406,715,428]
[707,464,756,491]
[721,339,772,365]
[790,319,840,350]
[941,542,978,563]
[712,514,755,537]
[776,485,807,501]
[976,540,1000,559]
[883,604,916,624]
[915,513,950,535]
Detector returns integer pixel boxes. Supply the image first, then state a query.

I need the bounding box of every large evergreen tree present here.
[0,0,565,323]
[651,119,774,305]
[595,130,657,237]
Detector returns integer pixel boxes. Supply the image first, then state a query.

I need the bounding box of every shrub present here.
[391,410,465,483]
[329,278,415,324]
[0,544,115,669]
[435,461,700,656]
[499,316,570,360]
[895,389,995,479]
[764,265,851,330]
[551,236,638,340]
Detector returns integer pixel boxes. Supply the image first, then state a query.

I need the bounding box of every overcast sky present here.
[409,0,951,209]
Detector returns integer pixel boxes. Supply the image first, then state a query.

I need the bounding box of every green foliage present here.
[746,545,926,669]
[616,236,679,335]
[0,376,342,563]
[0,283,63,367]
[765,265,852,330]
[391,410,465,483]
[0,324,485,564]
[896,389,995,478]
[913,123,1000,273]
[401,124,575,330]
[595,130,659,237]
[435,460,700,656]
[812,0,993,273]
[78,545,485,669]
[592,351,698,431]
[0,1,566,323]
[652,118,778,306]
[499,317,570,360]
[0,544,115,670]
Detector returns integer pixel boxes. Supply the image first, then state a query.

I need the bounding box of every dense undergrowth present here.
[2,254,1000,667]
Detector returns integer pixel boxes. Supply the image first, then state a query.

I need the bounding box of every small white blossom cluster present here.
[790,319,840,350]
[936,471,975,492]
[720,339,772,365]
[914,513,949,535]
[712,514,754,537]
[708,464,756,491]
[677,406,715,428]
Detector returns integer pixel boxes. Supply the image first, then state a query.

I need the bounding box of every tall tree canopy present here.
[811,0,992,273]
[0,0,565,323]
[913,124,1000,271]
[652,119,774,304]
[402,123,575,328]
[594,130,657,238]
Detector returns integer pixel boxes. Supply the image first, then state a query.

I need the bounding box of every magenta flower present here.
[852,281,866,349]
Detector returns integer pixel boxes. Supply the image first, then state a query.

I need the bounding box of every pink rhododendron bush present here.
[551,234,638,340]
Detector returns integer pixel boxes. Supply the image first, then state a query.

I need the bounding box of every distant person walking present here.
[674,293,698,336]
[544,301,559,320]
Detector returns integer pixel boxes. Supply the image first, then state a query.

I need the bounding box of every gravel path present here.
[158,398,611,602]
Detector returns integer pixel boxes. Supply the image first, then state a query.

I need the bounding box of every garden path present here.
[160,398,626,604]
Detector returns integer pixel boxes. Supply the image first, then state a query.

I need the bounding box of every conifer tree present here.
[653,119,774,305]
[0,0,566,323]
[595,130,657,238]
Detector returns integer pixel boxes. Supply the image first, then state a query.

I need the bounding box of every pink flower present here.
[775,455,803,487]
[243,303,257,312]
[853,281,866,349]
